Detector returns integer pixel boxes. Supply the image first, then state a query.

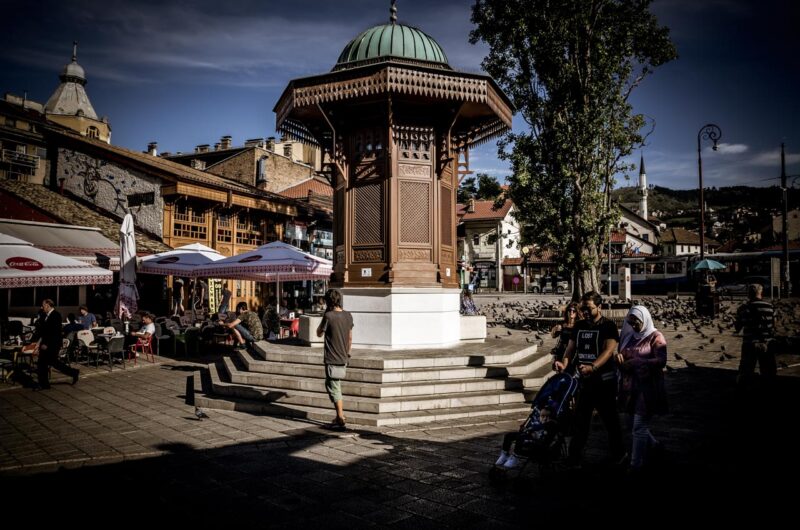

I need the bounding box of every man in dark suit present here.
[33,299,79,389]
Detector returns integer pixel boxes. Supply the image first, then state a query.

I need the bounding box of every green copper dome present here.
[334,23,450,71]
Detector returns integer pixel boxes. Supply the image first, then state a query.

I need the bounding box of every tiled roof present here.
[527,248,556,263]
[758,240,800,251]
[502,257,523,266]
[50,129,293,204]
[279,177,333,198]
[660,227,720,246]
[0,180,170,255]
[456,199,513,221]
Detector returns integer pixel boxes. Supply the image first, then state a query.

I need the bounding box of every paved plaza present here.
[1,297,798,526]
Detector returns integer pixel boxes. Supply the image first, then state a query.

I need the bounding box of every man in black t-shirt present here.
[316,289,353,430]
[556,291,625,467]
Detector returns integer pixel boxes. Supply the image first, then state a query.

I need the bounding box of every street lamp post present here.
[781,143,792,297]
[521,246,530,293]
[697,124,722,260]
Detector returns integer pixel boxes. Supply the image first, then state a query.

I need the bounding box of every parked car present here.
[717,275,770,296]
[529,277,569,294]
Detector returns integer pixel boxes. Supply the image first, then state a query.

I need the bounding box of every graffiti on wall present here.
[59,148,163,237]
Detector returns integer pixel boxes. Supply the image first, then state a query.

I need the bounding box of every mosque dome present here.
[333,22,449,71]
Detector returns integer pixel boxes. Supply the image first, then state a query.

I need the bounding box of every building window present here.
[473,234,480,246]
[86,126,99,139]
[236,214,263,246]
[173,204,207,240]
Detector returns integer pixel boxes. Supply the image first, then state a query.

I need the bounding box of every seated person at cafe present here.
[78,306,97,329]
[129,313,155,345]
[279,299,290,318]
[225,302,263,349]
[262,297,280,338]
[63,313,85,334]
[312,296,326,313]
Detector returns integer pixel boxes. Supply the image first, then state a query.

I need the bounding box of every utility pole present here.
[781,143,791,297]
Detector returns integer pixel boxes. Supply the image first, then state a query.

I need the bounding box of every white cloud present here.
[747,149,800,167]
[714,143,749,154]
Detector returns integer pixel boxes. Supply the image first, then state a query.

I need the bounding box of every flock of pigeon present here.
[476,295,799,368]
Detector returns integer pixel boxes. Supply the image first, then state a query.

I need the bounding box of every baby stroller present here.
[492,372,580,476]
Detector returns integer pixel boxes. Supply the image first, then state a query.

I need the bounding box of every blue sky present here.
[1,0,798,190]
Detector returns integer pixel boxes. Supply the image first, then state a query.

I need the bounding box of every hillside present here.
[612,185,798,228]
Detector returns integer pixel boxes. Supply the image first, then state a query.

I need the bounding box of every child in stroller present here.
[494,372,579,471]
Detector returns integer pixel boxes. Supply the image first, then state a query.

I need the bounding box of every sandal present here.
[324,417,346,430]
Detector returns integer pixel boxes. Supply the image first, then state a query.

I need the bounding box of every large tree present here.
[457,173,504,203]
[471,0,676,297]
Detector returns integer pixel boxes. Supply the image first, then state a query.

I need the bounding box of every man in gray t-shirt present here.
[316,289,353,430]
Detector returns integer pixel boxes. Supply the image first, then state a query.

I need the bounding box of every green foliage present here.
[457,173,503,202]
[475,173,503,200]
[457,176,478,203]
[471,0,676,295]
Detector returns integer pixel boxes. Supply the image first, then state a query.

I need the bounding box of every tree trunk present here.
[573,246,603,301]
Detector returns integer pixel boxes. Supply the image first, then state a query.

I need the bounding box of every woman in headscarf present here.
[615,305,668,473]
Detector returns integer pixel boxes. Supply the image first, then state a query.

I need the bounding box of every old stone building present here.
[164,136,320,194]
[457,199,520,291]
[0,96,51,184]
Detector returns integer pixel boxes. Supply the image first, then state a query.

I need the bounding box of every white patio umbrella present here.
[139,243,225,277]
[196,241,332,312]
[114,213,139,320]
[139,243,226,319]
[0,233,113,288]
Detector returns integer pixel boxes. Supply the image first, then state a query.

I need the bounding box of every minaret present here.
[638,154,648,221]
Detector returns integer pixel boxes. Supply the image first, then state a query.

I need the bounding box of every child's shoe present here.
[503,454,520,469]
[495,450,510,466]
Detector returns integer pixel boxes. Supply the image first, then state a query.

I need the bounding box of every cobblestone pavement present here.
[1,303,798,527]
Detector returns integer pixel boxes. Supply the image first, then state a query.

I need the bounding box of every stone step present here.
[522,363,557,389]
[223,355,526,398]
[194,391,533,427]
[210,361,530,414]
[236,349,549,385]
[250,341,537,370]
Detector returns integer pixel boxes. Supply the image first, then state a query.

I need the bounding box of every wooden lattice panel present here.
[399,181,430,244]
[353,129,385,161]
[393,126,434,161]
[354,183,383,245]
[440,187,452,247]
[276,66,513,151]
[334,186,345,247]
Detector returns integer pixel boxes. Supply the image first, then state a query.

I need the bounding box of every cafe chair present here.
[280,319,300,339]
[130,334,155,365]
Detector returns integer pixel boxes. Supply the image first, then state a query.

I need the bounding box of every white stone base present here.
[298,315,324,347]
[459,315,487,342]
[341,287,464,349]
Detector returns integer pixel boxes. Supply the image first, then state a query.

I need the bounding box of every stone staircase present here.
[194,339,553,427]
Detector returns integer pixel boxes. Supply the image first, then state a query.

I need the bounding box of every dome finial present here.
[72,41,78,62]
[390,0,397,24]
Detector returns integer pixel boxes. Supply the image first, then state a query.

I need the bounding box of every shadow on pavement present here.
[2,366,798,527]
